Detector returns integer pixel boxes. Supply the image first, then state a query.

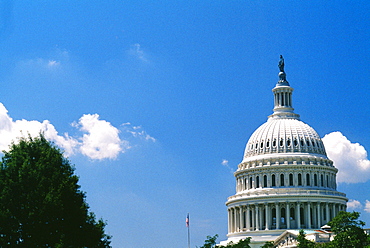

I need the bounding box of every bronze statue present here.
[278,55,284,72]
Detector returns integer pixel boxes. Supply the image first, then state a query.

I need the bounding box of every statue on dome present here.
[278,55,285,72]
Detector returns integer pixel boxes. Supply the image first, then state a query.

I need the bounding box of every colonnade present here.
[227,201,346,233]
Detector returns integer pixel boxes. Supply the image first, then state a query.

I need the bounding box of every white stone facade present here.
[221,65,347,247]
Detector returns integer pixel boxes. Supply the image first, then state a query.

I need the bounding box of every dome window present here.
[312,140,316,147]
[273,139,277,147]
[298,173,302,186]
[260,141,264,148]
[289,173,293,186]
[272,174,276,186]
[300,139,304,146]
[306,174,310,186]
[263,175,267,187]
[250,144,253,149]
[279,138,284,147]
[294,138,298,146]
[280,174,285,186]
[266,140,270,148]
[307,140,310,146]
[287,138,291,147]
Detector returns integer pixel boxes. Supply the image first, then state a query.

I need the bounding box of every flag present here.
[186,213,189,227]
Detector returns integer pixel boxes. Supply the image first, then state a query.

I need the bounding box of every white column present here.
[255,204,259,231]
[276,203,280,229]
[239,207,243,232]
[234,207,238,232]
[297,202,301,229]
[317,203,321,228]
[251,206,255,231]
[326,203,330,222]
[265,203,269,230]
[287,203,290,229]
[246,205,250,231]
[228,209,231,233]
[307,202,311,229]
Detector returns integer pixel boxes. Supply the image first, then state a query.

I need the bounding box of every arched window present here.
[321,174,324,187]
[287,138,291,147]
[290,207,295,221]
[266,140,270,148]
[249,177,253,189]
[325,175,328,187]
[272,174,276,187]
[289,173,293,186]
[273,139,277,147]
[263,175,267,187]
[306,174,310,186]
[300,139,304,146]
[294,138,298,146]
[298,173,302,186]
[260,141,263,148]
[256,176,260,188]
[300,207,305,225]
[280,174,285,186]
[314,174,318,186]
[280,138,284,147]
[281,208,286,224]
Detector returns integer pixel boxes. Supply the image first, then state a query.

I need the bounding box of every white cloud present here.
[347,199,362,210]
[0,103,77,156]
[123,123,156,142]
[0,103,155,161]
[76,114,128,160]
[322,131,370,183]
[221,159,234,174]
[129,43,148,62]
[364,200,370,213]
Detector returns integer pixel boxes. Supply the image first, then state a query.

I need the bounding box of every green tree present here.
[199,234,218,248]
[327,211,369,248]
[297,230,316,248]
[0,135,111,247]
[199,235,251,248]
[261,241,274,248]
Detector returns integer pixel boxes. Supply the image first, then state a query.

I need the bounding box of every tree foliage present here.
[297,230,316,248]
[261,241,274,248]
[0,135,111,247]
[326,211,369,248]
[199,234,251,248]
[199,234,218,248]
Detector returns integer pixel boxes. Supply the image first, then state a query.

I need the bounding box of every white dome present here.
[244,118,327,159]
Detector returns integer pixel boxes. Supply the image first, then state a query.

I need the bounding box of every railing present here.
[228,188,347,201]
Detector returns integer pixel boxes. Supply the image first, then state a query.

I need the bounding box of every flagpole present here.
[188,223,190,248]
[186,213,190,248]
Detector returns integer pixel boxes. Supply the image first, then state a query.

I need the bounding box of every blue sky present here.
[0,1,369,247]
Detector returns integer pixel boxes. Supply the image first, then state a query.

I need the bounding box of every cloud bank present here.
[347,199,362,210]
[322,131,370,183]
[0,103,154,160]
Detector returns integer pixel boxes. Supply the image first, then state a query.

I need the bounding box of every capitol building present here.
[220,57,348,247]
